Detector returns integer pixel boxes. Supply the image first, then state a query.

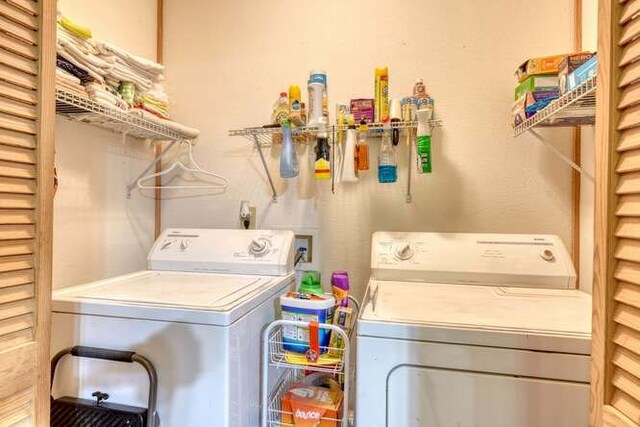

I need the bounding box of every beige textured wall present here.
[160,0,577,301]
[53,0,158,288]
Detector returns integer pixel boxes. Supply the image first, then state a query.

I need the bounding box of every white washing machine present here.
[356,232,592,427]
[52,228,295,427]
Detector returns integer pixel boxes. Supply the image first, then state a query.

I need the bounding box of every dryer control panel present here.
[371,232,576,289]
[148,229,295,276]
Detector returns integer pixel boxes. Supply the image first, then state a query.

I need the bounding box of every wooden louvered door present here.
[593,0,640,425]
[0,0,55,425]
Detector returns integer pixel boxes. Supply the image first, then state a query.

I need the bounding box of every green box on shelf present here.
[515,75,560,100]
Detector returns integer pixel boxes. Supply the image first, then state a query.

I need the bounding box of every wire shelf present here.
[266,370,344,427]
[267,326,346,378]
[55,88,196,141]
[229,119,442,147]
[513,75,596,136]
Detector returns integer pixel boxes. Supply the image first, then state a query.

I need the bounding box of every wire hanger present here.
[137,140,229,191]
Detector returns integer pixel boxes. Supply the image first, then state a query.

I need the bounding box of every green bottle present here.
[416,108,433,173]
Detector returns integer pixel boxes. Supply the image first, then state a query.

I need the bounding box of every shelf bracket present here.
[126,140,179,198]
[530,130,594,182]
[252,135,278,202]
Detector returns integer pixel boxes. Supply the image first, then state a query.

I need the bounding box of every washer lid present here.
[52,270,292,326]
[358,280,592,354]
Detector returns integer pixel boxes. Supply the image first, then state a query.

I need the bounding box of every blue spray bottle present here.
[280,120,299,178]
[378,128,397,183]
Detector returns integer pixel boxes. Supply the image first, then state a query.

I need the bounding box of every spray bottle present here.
[342,117,359,182]
[356,118,369,171]
[280,120,299,178]
[416,108,433,174]
[378,127,397,183]
[314,126,331,180]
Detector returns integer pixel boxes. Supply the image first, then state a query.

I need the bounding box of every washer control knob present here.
[540,249,555,262]
[179,239,191,251]
[394,243,415,261]
[249,238,271,256]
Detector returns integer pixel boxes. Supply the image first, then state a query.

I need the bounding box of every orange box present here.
[516,54,568,82]
[281,384,343,427]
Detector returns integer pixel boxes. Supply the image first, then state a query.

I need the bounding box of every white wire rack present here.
[261,319,352,427]
[265,370,344,427]
[229,120,442,147]
[55,88,193,141]
[513,75,596,136]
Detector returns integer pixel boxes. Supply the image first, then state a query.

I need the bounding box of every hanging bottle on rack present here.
[341,120,358,183]
[280,120,299,178]
[378,129,397,183]
[356,118,369,171]
[314,127,331,180]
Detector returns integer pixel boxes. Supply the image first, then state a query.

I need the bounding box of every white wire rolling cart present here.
[261,296,359,427]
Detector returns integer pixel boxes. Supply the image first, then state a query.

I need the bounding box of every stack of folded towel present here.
[55,68,86,97]
[56,13,171,117]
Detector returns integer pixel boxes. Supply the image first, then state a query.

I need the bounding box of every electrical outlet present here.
[295,234,313,264]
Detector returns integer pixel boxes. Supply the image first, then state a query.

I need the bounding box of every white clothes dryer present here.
[356,232,591,427]
[52,228,295,427]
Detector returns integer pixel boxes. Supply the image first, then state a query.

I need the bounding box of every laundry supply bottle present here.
[314,127,331,180]
[356,119,369,171]
[416,108,433,174]
[272,92,289,125]
[280,120,299,178]
[288,85,304,126]
[341,121,359,182]
[378,129,397,183]
[331,271,350,307]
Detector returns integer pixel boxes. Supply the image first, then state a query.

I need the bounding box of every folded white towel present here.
[57,26,101,56]
[56,68,81,85]
[58,37,114,72]
[98,41,164,74]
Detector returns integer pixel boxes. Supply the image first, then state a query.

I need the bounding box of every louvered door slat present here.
[5,1,36,17]
[0,328,30,348]
[0,225,33,241]
[0,386,31,426]
[621,0,640,24]
[0,312,30,336]
[618,150,640,173]
[614,325,640,357]
[0,14,35,45]
[0,162,36,179]
[621,15,640,45]
[0,269,32,290]
[0,240,33,257]
[619,63,640,91]
[0,111,35,134]
[0,48,35,76]
[0,63,35,90]
[618,195,640,216]
[0,79,35,105]
[613,390,640,423]
[613,346,640,379]
[0,284,32,304]
[617,239,640,263]
[0,128,34,149]
[613,368,640,403]
[615,282,640,310]
[620,127,640,152]
[616,261,640,286]
[615,302,640,332]
[618,173,640,195]
[0,255,32,273]
[0,95,35,120]
[621,39,640,69]
[0,194,34,209]
[0,2,37,30]
[0,31,36,61]
[617,218,640,239]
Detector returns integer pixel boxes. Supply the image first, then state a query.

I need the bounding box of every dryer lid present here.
[358,280,592,354]
[371,232,576,289]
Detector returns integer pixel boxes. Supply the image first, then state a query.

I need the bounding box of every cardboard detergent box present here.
[559,52,595,93]
[281,384,343,427]
[516,54,567,82]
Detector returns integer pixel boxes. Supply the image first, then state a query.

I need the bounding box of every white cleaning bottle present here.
[341,123,358,182]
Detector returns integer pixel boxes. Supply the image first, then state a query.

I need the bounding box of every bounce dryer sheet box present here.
[559,52,595,93]
[281,384,343,427]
